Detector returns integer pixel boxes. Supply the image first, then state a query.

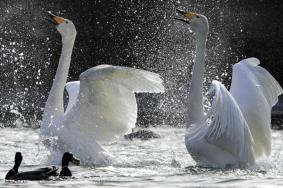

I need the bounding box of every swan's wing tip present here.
[142,72,165,93]
[237,57,260,66]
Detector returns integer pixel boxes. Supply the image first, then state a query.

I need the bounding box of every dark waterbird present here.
[5,152,58,180]
[59,152,80,177]
[5,152,80,180]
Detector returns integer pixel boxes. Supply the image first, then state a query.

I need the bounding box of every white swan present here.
[41,13,164,165]
[176,9,283,167]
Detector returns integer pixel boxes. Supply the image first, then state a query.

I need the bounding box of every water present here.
[0,127,283,187]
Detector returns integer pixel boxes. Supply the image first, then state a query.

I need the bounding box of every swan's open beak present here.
[71,155,80,165]
[47,11,65,25]
[175,9,196,24]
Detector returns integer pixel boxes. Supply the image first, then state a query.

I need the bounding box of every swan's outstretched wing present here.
[64,65,164,143]
[188,81,255,164]
[230,58,283,157]
[65,81,80,113]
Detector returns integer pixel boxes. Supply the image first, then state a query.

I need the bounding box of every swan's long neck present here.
[43,36,75,117]
[187,34,207,128]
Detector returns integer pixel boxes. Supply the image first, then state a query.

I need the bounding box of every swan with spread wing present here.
[176,9,283,167]
[41,13,164,165]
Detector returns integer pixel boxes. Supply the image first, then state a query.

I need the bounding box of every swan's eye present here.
[196,15,200,18]
[65,21,69,24]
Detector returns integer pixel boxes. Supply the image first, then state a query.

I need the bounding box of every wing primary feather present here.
[230,58,283,157]
[64,65,164,143]
[201,81,255,163]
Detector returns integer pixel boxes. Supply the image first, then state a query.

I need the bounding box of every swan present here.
[41,12,164,165]
[176,9,283,167]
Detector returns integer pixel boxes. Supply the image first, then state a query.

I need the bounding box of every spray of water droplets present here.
[0,0,276,127]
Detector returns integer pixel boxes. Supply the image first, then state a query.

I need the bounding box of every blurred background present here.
[0,0,282,128]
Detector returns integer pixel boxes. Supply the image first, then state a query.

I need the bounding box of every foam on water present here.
[0,127,283,187]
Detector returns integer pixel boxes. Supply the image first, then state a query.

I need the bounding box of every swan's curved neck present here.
[187,34,207,127]
[44,36,75,117]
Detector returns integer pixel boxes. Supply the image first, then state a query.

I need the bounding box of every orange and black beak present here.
[175,9,197,24]
[47,11,65,25]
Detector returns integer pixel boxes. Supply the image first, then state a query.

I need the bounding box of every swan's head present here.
[176,9,209,37]
[48,12,77,40]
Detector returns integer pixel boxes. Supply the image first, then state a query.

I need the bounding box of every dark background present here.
[0,0,282,127]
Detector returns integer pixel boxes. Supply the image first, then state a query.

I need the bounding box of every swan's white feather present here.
[186,81,255,166]
[230,58,283,157]
[65,81,80,113]
[64,65,164,143]
[40,16,165,165]
[178,10,283,167]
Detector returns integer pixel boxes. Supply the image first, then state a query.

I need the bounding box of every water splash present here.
[0,1,278,127]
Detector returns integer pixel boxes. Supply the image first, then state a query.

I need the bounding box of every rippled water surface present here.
[0,127,283,187]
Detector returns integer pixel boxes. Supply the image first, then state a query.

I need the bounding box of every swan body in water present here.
[41,13,164,165]
[176,9,283,168]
